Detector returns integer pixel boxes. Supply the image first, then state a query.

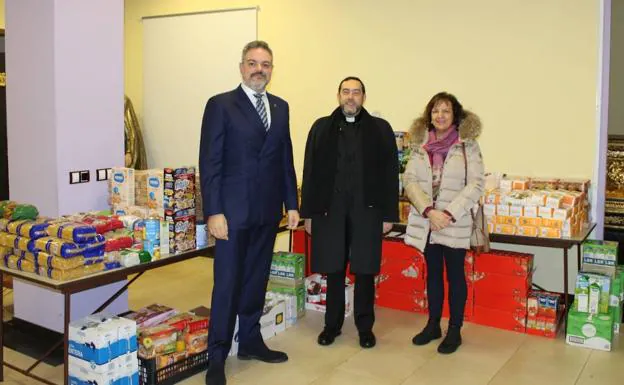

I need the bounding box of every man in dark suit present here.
[300,77,399,349]
[199,40,299,385]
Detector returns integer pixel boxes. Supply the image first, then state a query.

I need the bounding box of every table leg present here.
[64,293,70,385]
[563,247,569,328]
[0,270,4,382]
[577,244,582,273]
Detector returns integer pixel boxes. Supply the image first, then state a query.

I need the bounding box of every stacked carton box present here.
[375,239,427,313]
[472,250,534,333]
[268,252,306,321]
[526,290,565,338]
[68,313,139,385]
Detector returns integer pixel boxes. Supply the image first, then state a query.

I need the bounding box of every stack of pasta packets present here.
[0,219,107,281]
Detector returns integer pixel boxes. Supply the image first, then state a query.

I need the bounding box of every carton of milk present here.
[114,353,139,385]
[68,317,119,365]
[87,313,138,356]
[68,355,118,385]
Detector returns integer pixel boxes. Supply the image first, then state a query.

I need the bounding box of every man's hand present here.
[287,210,300,230]
[382,222,393,234]
[208,214,228,240]
[428,210,452,232]
[304,218,311,235]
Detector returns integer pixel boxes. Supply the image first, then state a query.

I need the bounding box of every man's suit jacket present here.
[199,85,298,229]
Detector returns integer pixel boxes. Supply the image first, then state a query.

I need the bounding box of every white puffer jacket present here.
[403,111,484,251]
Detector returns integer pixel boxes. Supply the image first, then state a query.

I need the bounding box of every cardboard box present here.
[473,272,531,299]
[566,309,613,351]
[228,299,286,357]
[270,252,305,285]
[375,289,427,313]
[582,240,618,278]
[519,216,541,227]
[377,254,426,294]
[474,250,533,277]
[305,274,354,317]
[483,204,497,217]
[523,206,539,218]
[538,206,553,218]
[145,169,165,218]
[495,224,516,235]
[497,204,511,216]
[495,215,517,226]
[509,206,524,217]
[573,272,611,314]
[517,225,539,237]
[472,306,526,333]
[267,282,305,318]
[110,167,135,210]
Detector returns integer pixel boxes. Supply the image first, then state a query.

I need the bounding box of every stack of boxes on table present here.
[484,176,590,238]
[68,313,138,385]
[566,240,623,351]
[109,167,199,257]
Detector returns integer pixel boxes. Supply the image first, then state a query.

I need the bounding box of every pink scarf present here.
[423,126,459,199]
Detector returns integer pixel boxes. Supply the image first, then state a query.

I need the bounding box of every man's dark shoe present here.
[237,346,288,363]
[359,331,376,348]
[412,318,442,346]
[317,328,342,346]
[205,361,226,385]
[437,325,462,354]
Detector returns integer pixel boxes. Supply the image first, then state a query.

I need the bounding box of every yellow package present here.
[4,255,37,273]
[552,208,572,220]
[517,225,539,237]
[15,249,88,270]
[0,246,12,258]
[0,233,30,251]
[541,218,564,229]
[495,216,518,226]
[5,219,51,239]
[495,224,516,235]
[38,263,105,281]
[45,222,97,243]
[30,237,85,258]
[519,217,542,227]
[509,206,524,217]
[540,227,561,238]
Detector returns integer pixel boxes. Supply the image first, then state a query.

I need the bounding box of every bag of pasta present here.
[38,263,105,281]
[4,254,37,274]
[4,219,51,239]
[28,237,85,258]
[0,233,30,252]
[46,222,97,243]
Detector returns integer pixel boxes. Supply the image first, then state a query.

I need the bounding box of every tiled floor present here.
[1,256,622,385]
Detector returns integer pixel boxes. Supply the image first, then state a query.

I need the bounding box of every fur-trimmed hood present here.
[409,110,482,146]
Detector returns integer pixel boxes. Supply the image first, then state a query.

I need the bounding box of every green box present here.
[611,304,622,334]
[566,308,614,351]
[270,252,305,284]
[610,274,622,307]
[582,240,618,277]
[267,281,305,318]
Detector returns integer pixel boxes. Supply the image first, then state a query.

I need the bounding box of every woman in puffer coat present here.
[403,92,484,354]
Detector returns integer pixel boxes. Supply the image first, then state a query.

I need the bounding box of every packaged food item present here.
[15,249,90,270]
[0,201,39,220]
[156,351,187,370]
[3,254,37,273]
[538,206,553,218]
[0,233,30,252]
[523,205,538,218]
[38,263,105,281]
[164,167,196,213]
[146,169,165,217]
[185,329,208,354]
[134,170,148,206]
[124,304,178,328]
[109,167,135,210]
[165,211,195,254]
[559,178,590,193]
[519,217,541,227]
[28,236,85,258]
[138,324,179,359]
[539,227,561,238]
[529,177,560,190]
[46,222,97,243]
[3,219,51,239]
[517,225,539,237]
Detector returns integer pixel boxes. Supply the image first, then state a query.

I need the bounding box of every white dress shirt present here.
[240,82,272,128]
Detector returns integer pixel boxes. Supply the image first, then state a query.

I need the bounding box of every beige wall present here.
[126,0,600,180]
[609,0,624,135]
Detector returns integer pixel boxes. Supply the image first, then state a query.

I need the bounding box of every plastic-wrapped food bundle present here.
[0,246,11,258]
[28,237,85,258]
[3,254,37,274]
[16,249,98,271]
[80,234,106,258]
[2,219,51,239]
[104,230,134,252]
[46,222,97,243]
[38,263,105,281]
[0,233,31,252]
[0,201,39,220]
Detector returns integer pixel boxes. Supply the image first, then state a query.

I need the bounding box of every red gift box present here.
[375,288,427,313]
[472,305,527,333]
[474,250,534,277]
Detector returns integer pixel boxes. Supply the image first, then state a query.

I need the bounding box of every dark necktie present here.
[254,93,269,131]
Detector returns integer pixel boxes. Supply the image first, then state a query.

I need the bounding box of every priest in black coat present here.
[300,76,399,348]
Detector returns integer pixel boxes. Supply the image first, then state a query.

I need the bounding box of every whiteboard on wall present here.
[142,8,257,168]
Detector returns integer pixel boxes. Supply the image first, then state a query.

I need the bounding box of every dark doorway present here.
[0,29,7,201]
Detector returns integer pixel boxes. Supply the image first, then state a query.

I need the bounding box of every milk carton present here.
[86,313,137,356]
[114,353,139,385]
[68,317,118,365]
[68,355,118,385]
[146,169,165,218]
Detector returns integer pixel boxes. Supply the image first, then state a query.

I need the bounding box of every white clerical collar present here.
[345,116,356,123]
